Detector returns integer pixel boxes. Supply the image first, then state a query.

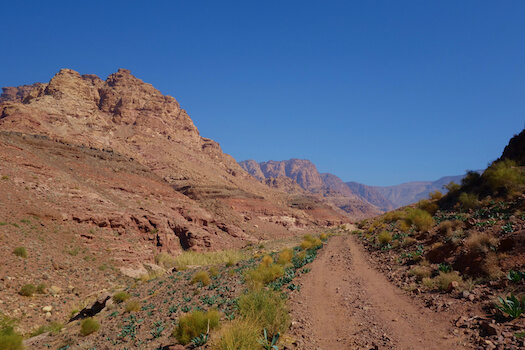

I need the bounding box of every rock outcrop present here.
[0,68,350,255]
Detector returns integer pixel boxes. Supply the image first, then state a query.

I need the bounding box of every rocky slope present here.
[239,159,383,219]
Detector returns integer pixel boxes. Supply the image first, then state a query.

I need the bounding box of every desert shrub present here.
[125,301,141,313]
[155,252,177,269]
[401,237,416,247]
[377,231,392,246]
[444,181,461,194]
[465,233,498,253]
[261,255,273,267]
[192,271,211,286]
[436,271,463,291]
[458,192,479,211]
[209,319,259,350]
[173,309,220,345]
[113,292,130,304]
[483,159,525,197]
[238,289,290,339]
[405,209,434,232]
[417,199,439,216]
[397,220,411,232]
[13,247,27,259]
[80,318,100,336]
[245,264,284,290]
[429,190,443,200]
[30,322,63,337]
[209,266,219,277]
[175,250,248,269]
[277,248,293,266]
[19,284,36,297]
[300,235,322,250]
[409,266,432,281]
[0,313,23,350]
[422,277,434,289]
[383,210,406,222]
[319,233,328,241]
[36,283,47,294]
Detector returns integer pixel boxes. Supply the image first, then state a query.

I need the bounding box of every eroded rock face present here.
[0,68,351,255]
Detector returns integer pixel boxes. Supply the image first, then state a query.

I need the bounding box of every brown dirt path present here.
[287,235,473,349]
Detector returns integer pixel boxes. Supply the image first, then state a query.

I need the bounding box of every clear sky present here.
[1,1,524,186]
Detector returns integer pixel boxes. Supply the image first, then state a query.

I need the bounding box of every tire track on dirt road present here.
[288,235,471,349]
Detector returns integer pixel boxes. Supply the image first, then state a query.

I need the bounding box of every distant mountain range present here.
[240,159,476,212]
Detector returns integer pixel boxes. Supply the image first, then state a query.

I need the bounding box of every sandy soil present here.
[288,235,473,349]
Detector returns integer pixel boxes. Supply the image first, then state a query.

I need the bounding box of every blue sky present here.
[1,1,524,186]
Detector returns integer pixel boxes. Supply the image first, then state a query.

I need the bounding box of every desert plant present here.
[245,263,284,289]
[192,271,211,286]
[409,266,432,281]
[417,199,439,215]
[0,313,23,350]
[319,233,328,241]
[507,270,525,283]
[238,289,289,339]
[36,283,47,294]
[210,319,260,350]
[405,209,434,232]
[483,159,525,197]
[174,250,248,269]
[444,181,461,194]
[155,252,178,269]
[19,284,36,297]
[125,301,141,313]
[261,255,273,267]
[276,248,293,266]
[377,231,392,246]
[30,322,63,337]
[258,328,280,350]
[113,292,130,304]
[13,247,27,259]
[80,318,100,336]
[436,271,463,291]
[465,233,498,253]
[458,192,479,211]
[429,190,443,200]
[173,309,220,345]
[495,293,524,319]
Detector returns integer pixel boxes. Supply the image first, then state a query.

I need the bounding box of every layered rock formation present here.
[0,69,349,256]
[239,159,384,219]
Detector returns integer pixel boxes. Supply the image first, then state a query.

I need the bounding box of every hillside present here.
[0,69,351,336]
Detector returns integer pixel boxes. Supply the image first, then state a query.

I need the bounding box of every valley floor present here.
[287,235,472,349]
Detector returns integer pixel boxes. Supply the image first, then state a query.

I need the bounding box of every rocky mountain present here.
[345,182,395,211]
[0,69,350,255]
[499,129,525,165]
[369,174,474,209]
[239,159,383,219]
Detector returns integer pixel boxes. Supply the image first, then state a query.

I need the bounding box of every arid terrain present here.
[0,69,524,350]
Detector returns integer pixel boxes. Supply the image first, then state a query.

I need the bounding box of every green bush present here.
[125,301,141,313]
[80,318,100,336]
[483,159,525,197]
[458,192,479,210]
[417,199,439,215]
[210,319,259,350]
[191,271,211,286]
[173,309,220,345]
[245,263,284,289]
[112,292,130,304]
[405,209,434,232]
[19,284,36,297]
[0,314,23,350]
[238,289,289,339]
[377,231,392,246]
[13,247,27,259]
[36,283,47,294]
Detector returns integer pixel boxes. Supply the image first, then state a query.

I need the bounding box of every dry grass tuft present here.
[465,233,498,253]
[191,271,211,286]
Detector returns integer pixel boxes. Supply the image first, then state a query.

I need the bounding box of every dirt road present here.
[288,235,471,349]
